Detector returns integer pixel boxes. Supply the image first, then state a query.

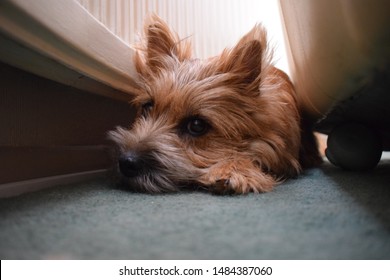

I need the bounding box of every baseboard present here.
[0,169,108,198]
[0,146,112,184]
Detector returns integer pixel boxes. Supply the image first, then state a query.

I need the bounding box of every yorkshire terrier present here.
[108,15,322,194]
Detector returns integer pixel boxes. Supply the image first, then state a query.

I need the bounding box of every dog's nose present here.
[118,152,147,178]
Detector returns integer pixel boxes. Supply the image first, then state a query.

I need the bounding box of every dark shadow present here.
[322,156,390,231]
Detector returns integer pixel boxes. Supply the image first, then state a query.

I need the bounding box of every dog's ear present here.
[217,24,273,94]
[134,14,191,76]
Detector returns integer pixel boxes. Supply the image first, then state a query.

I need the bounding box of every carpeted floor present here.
[1,157,389,260]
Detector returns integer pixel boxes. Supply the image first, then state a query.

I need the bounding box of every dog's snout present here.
[118,152,148,178]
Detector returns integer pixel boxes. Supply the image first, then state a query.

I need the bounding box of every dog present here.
[108,15,322,194]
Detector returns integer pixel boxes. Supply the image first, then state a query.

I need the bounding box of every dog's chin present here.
[119,172,180,193]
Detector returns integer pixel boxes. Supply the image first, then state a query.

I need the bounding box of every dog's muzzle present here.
[118,151,151,178]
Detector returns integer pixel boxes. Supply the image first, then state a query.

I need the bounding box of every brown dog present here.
[109,15,321,194]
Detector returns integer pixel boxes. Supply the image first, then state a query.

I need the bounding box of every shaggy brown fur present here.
[109,15,322,194]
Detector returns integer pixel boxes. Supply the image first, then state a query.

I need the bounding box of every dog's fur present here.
[108,15,322,194]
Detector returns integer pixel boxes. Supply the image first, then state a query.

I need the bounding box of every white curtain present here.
[77,0,287,72]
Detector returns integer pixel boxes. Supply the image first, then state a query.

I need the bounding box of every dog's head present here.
[108,15,297,193]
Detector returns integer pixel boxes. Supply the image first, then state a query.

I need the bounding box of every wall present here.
[0,62,134,185]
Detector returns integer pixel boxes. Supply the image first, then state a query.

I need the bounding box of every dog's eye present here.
[141,101,154,116]
[186,118,209,137]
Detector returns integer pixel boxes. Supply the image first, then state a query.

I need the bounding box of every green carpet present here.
[1,158,389,260]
